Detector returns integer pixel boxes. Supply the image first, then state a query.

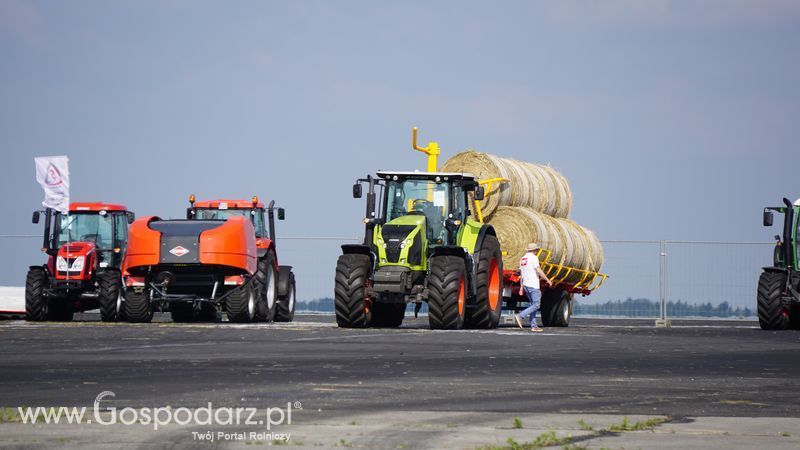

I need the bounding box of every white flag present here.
[34,156,70,214]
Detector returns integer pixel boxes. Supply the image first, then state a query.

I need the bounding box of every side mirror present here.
[127,212,136,224]
[277,208,285,220]
[763,211,773,227]
[352,183,362,198]
[186,208,195,220]
[474,185,485,201]
[32,211,40,224]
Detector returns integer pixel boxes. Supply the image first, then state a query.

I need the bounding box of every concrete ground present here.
[1,314,799,449]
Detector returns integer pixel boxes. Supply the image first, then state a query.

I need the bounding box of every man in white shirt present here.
[514,243,552,332]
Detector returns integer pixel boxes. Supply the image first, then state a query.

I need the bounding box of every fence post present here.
[655,240,672,327]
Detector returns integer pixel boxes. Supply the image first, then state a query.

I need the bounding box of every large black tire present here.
[254,256,278,323]
[124,289,153,323]
[371,302,406,328]
[25,268,48,322]
[226,280,257,323]
[275,272,296,322]
[541,288,571,327]
[428,255,467,330]
[98,271,123,322]
[757,271,790,330]
[464,235,503,329]
[334,254,372,328]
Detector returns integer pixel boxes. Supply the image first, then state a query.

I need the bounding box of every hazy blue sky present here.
[1,0,798,303]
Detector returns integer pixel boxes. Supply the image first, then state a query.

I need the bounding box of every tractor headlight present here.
[71,256,85,271]
[400,243,405,249]
[405,239,412,245]
[56,256,68,271]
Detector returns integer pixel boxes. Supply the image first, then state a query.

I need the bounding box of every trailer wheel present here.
[757,271,790,330]
[541,288,571,327]
[428,255,467,330]
[334,254,372,328]
[465,235,503,329]
[254,255,277,322]
[275,271,296,322]
[371,301,405,328]
[124,288,153,323]
[25,268,48,322]
[226,280,257,323]
[98,271,123,322]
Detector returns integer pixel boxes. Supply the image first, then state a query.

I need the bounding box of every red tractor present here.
[187,196,296,322]
[26,203,135,322]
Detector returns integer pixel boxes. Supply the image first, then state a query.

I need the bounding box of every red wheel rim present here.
[458,276,466,316]
[488,258,501,310]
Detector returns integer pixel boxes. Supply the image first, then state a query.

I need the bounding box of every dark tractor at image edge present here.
[759,197,800,330]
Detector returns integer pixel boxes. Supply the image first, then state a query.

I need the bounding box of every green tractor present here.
[334,170,504,329]
[759,197,800,330]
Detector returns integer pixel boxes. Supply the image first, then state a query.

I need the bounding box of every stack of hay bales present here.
[442,151,603,283]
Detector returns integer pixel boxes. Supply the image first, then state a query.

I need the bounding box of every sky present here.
[1,0,798,305]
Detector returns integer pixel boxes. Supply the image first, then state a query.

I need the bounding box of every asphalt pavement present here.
[1,314,799,448]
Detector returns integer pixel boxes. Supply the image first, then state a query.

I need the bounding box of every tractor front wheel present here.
[465,235,503,329]
[98,271,123,322]
[25,268,48,322]
[254,256,278,323]
[124,289,154,323]
[427,255,467,330]
[334,254,372,328]
[757,271,790,330]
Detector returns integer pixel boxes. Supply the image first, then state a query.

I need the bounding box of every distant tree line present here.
[299,297,754,318]
[573,297,755,318]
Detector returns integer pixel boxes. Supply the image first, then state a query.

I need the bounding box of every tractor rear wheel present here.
[541,288,571,327]
[371,301,406,328]
[334,254,372,328]
[124,289,153,323]
[465,235,503,329]
[25,268,48,322]
[254,256,277,322]
[226,280,257,323]
[98,271,123,322]
[275,271,296,322]
[757,271,790,330]
[428,255,467,330]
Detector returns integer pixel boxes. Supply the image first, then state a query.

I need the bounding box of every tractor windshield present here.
[56,213,115,250]
[195,208,264,235]
[385,179,449,242]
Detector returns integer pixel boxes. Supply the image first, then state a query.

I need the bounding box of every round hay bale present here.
[488,207,604,284]
[442,150,573,218]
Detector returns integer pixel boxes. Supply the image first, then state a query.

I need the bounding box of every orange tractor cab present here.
[26,203,135,322]
[187,197,296,322]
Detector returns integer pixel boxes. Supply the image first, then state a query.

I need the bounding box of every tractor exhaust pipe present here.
[42,207,52,251]
[782,198,794,271]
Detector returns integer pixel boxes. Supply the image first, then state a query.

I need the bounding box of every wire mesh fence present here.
[0,235,773,320]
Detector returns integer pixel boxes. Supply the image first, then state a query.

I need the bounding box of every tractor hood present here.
[376,215,426,267]
[54,241,95,280]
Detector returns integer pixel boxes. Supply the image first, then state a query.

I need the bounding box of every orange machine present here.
[186,196,296,323]
[122,215,259,323]
[25,202,135,322]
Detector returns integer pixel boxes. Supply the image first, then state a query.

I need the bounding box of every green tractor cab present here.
[336,170,503,330]
[758,197,800,330]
